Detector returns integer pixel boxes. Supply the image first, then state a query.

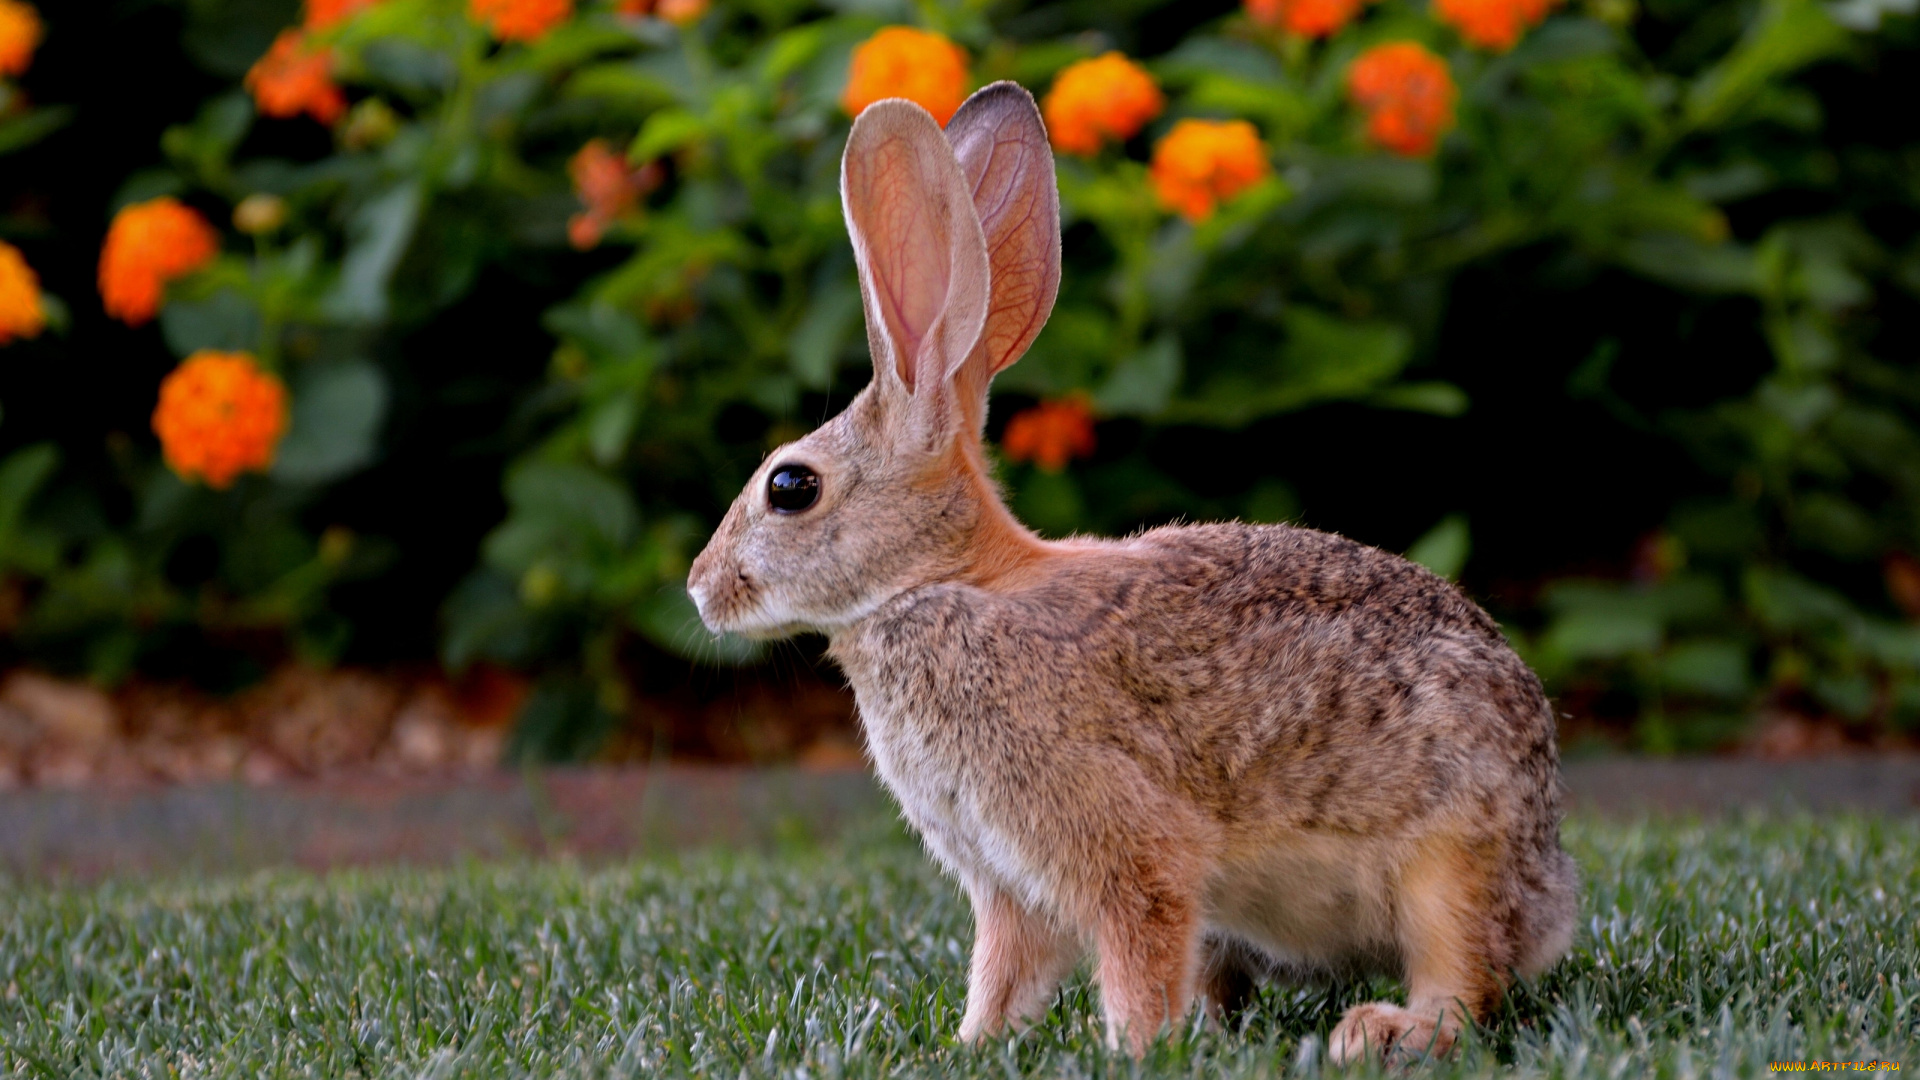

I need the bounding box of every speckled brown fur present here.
[688,84,1577,1061]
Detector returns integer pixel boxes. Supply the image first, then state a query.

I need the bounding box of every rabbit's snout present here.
[687,546,756,633]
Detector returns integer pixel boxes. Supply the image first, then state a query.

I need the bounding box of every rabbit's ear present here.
[842,100,991,398]
[943,82,1060,388]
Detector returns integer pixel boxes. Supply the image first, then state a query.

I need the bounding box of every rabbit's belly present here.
[1206,836,1400,969]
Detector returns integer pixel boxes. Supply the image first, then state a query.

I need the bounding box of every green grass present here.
[2,815,1916,1078]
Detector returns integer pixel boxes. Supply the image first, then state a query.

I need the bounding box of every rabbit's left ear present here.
[841,99,991,399]
[943,82,1060,394]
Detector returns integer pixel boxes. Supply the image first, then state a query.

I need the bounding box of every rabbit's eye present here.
[768,464,820,513]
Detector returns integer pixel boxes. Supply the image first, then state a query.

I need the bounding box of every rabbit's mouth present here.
[689,567,801,639]
[687,569,755,633]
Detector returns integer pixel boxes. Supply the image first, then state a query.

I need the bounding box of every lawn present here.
[1,815,1915,1078]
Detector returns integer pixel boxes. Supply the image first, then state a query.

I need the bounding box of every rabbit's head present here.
[688,82,1060,638]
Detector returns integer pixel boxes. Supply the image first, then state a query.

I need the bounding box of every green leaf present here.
[1661,639,1752,698]
[1790,492,1879,560]
[1685,0,1851,131]
[0,443,58,573]
[497,461,639,559]
[1617,234,1760,294]
[160,288,262,357]
[323,183,422,323]
[789,276,860,390]
[1744,567,1858,633]
[566,63,681,108]
[1406,514,1471,580]
[631,108,708,162]
[1171,308,1413,427]
[547,301,653,367]
[0,106,73,156]
[441,571,542,671]
[1243,479,1299,524]
[272,362,390,486]
[1544,606,1664,660]
[759,23,828,83]
[160,94,254,185]
[1012,468,1086,539]
[587,394,641,466]
[1372,382,1470,416]
[1094,335,1181,417]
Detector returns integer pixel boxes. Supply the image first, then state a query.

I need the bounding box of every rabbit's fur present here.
[688,83,1577,1061]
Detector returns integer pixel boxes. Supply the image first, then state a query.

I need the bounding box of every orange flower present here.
[1042,53,1164,156]
[99,197,221,326]
[1148,119,1270,223]
[469,0,573,42]
[567,139,661,249]
[0,241,45,346]
[1244,0,1367,38]
[1346,43,1456,157]
[304,0,383,29]
[1002,396,1096,472]
[615,0,709,23]
[842,27,970,126]
[0,0,42,78]
[151,351,289,489]
[1433,0,1555,50]
[246,30,347,126]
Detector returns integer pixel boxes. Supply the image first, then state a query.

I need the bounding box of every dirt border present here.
[3,758,1917,880]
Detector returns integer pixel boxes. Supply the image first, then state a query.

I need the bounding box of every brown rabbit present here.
[687,82,1577,1062]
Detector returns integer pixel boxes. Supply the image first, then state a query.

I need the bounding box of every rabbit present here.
[687,81,1578,1062]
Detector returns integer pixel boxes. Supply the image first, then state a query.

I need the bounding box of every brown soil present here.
[0,661,862,790]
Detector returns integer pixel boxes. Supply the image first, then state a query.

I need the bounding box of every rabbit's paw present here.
[1328,1002,1455,1064]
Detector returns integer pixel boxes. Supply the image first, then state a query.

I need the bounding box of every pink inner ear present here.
[966,132,1056,378]
[944,87,1060,381]
[863,132,954,380]
[842,99,990,397]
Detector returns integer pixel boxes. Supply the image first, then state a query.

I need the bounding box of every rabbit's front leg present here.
[1093,877,1205,1056]
[957,885,1080,1043]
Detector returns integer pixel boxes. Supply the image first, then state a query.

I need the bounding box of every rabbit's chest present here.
[859,691,1032,884]
[836,646,1042,898]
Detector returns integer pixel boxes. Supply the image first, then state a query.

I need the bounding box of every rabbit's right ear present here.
[841,100,991,402]
[943,82,1060,396]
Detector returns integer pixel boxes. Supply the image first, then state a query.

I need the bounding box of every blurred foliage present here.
[0,0,1916,755]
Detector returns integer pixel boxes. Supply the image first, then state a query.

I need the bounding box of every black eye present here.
[767,463,820,513]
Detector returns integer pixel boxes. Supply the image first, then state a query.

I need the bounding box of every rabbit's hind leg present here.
[1198,932,1264,1027]
[1328,836,1507,1063]
[958,885,1081,1044]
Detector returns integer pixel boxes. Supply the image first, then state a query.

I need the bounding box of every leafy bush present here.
[0,0,1916,753]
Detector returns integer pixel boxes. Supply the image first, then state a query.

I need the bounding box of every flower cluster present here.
[0,241,44,346]
[615,0,710,25]
[1434,0,1556,50]
[469,0,573,42]
[841,27,970,126]
[1149,119,1270,223]
[1043,53,1164,156]
[98,197,221,326]
[151,351,289,489]
[246,30,347,125]
[0,0,40,78]
[1002,397,1097,472]
[304,0,384,29]
[568,140,661,249]
[1346,43,1456,157]
[1244,0,1368,38]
